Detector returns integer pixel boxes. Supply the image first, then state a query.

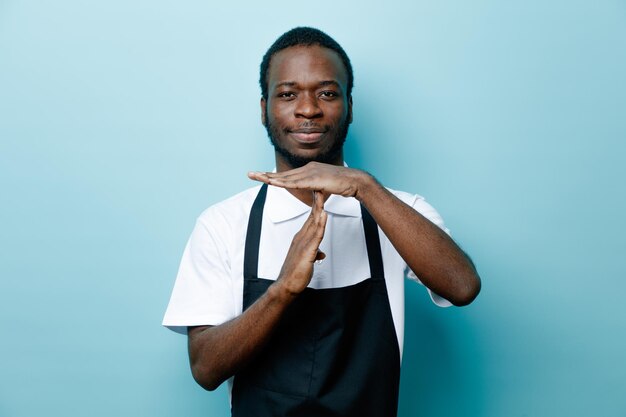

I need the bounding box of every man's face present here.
[262,45,353,169]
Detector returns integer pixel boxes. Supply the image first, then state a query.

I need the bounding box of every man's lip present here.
[290,128,326,134]
[290,131,324,143]
[288,128,326,144]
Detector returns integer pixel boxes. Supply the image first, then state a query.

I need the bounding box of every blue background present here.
[1,1,625,416]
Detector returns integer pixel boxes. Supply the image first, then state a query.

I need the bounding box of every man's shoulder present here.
[196,185,262,227]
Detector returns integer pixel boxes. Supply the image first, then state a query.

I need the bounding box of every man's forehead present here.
[267,45,348,88]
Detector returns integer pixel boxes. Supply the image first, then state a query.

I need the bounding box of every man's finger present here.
[313,192,327,237]
[253,164,319,181]
[304,191,326,239]
[312,190,325,216]
[249,167,305,181]
[247,171,271,183]
[267,172,311,187]
[301,191,326,233]
[248,171,315,190]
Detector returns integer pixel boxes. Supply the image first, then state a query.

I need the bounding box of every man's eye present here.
[320,91,338,98]
[278,92,296,99]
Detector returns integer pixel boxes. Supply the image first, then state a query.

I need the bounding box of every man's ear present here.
[260,97,267,126]
[348,96,353,124]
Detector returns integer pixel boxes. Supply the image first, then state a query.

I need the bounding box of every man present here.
[163,27,480,416]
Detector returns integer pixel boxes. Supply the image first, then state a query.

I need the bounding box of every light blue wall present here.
[1,1,625,416]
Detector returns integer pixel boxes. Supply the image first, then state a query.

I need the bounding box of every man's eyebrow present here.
[275,81,298,88]
[273,80,342,89]
[318,80,341,88]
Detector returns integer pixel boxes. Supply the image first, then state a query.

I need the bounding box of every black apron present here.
[232,184,401,417]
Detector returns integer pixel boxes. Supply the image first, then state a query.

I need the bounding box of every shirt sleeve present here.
[403,193,454,308]
[162,208,237,334]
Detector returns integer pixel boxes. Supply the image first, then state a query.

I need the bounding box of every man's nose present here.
[294,94,322,119]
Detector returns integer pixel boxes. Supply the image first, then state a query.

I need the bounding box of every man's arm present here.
[248,163,481,306]
[188,191,327,391]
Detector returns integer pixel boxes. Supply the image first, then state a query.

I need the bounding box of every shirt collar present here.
[265,186,362,223]
[264,163,362,223]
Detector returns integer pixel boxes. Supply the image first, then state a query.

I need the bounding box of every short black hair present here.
[259,27,353,100]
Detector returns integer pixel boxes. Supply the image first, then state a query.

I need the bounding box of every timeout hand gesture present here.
[273,190,327,296]
[248,162,370,199]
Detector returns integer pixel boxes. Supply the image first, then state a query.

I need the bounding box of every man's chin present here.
[268,130,346,168]
[276,150,318,169]
[273,146,335,168]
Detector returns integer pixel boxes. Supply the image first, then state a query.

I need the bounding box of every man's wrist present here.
[353,170,378,202]
[267,280,299,305]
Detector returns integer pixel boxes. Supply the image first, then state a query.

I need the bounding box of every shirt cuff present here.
[162,314,232,335]
[407,268,453,308]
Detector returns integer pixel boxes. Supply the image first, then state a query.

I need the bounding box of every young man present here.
[163,27,480,417]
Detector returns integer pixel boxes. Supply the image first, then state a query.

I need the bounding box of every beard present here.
[265,117,350,169]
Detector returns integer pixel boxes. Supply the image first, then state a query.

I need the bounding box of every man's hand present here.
[187,190,329,391]
[248,162,371,199]
[274,190,328,296]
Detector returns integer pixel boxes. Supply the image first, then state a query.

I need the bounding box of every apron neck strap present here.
[360,204,385,279]
[243,184,268,279]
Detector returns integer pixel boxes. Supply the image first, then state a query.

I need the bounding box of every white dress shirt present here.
[163,186,451,353]
[163,183,452,357]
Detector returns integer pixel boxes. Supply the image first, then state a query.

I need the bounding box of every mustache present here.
[285,122,329,133]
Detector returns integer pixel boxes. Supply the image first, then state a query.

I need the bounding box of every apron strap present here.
[243,183,268,280]
[360,205,386,280]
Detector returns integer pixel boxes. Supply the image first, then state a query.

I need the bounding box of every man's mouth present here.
[289,128,326,144]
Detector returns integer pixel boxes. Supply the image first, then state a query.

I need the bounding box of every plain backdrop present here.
[1,1,625,416]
